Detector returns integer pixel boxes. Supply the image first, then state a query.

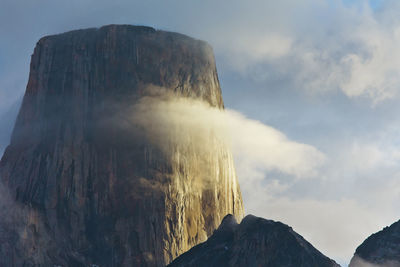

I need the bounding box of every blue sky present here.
[1,0,400,265]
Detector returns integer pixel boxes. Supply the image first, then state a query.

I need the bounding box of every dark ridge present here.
[168,214,340,267]
[352,219,400,265]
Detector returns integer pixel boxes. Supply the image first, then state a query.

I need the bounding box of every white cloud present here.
[339,16,400,102]
[126,90,325,181]
[189,0,400,104]
[225,109,325,178]
[215,33,293,72]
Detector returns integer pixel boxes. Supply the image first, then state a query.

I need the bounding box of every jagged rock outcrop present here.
[349,220,400,267]
[0,25,244,267]
[168,214,340,267]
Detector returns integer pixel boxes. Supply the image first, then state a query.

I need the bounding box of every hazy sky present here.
[1,0,400,265]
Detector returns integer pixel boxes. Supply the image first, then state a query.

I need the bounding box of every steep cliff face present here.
[349,220,400,267]
[0,25,244,267]
[168,214,340,267]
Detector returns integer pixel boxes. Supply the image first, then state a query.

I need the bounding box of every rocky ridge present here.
[349,220,400,267]
[168,214,340,267]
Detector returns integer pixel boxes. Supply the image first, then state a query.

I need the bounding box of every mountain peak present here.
[216,214,238,232]
[350,220,400,267]
[0,25,243,267]
[168,214,340,267]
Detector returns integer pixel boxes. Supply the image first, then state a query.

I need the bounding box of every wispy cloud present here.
[225,109,325,178]
[124,89,325,181]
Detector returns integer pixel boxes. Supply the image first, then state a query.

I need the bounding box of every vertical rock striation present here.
[0,25,244,267]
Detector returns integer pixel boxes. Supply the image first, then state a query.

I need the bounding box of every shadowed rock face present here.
[168,214,340,267]
[349,220,400,267]
[0,25,244,267]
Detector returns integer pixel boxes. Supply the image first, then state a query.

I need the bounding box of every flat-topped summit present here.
[0,24,243,267]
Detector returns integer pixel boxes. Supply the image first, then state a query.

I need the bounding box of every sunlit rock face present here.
[0,25,244,267]
[349,220,400,267]
[168,214,340,267]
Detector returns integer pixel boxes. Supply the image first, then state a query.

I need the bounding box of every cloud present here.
[349,255,400,267]
[184,0,400,104]
[124,88,325,182]
[0,177,56,266]
[338,6,400,102]
[225,109,325,178]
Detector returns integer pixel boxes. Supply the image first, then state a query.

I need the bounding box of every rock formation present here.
[349,220,400,267]
[168,214,340,267]
[0,25,244,267]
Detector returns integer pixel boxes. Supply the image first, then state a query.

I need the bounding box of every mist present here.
[0,178,53,266]
[113,87,325,212]
[349,256,400,267]
[124,88,325,180]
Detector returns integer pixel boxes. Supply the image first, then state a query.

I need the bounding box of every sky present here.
[1,0,400,265]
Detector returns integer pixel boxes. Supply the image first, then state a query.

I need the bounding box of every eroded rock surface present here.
[168,214,340,267]
[0,25,243,267]
[349,220,400,267]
